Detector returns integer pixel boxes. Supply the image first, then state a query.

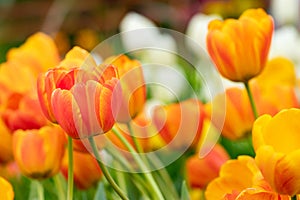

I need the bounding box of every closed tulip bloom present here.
[12,125,66,179]
[205,156,290,200]
[186,144,229,189]
[0,177,14,200]
[207,8,274,82]
[105,55,146,123]
[152,99,205,149]
[37,67,78,122]
[51,65,120,139]
[61,150,102,190]
[253,108,300,196]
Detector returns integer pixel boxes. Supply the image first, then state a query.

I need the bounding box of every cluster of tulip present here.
[0,7,300,200]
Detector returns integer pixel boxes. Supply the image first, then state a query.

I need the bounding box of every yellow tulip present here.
[13,125,66,179]
[205,156,290,200]
[207,8,274,82]
[0,177,14,200]
[253,108,300,196]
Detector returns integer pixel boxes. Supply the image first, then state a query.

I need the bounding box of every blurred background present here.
[1,0,299,63]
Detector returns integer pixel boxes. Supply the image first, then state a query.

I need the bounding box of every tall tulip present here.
[253,108,300,196]
[51,65,121,139]
[12,125,66,179]
[105,55,146,123]
[207,8,274,82]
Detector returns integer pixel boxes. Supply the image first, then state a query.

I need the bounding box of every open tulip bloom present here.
[2,5,300,200]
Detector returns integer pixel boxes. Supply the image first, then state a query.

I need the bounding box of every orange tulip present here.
[61,150,102,190]
[37,67,78,122]
[205,156,290,200]
[12,125,66,179]
[105,55,146,123]
[205,88,254,140]
[2,92,49,131]
[186,144,229,189]
[207,8,274,82]
[152,99,205,149]
[0,119,13,164]
[253,108,300,196]
[0,177,14,200]
[51,65,121,139]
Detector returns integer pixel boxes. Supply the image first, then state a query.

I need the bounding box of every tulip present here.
[0,177,14,200]
[51,65,120,139]
[0,119,13,164]
[253,108,300,196]
[205,87,254,140]
[37,67,78,122]
[205,156,290,200]
[12,125,66,179]
[186,144,229,189]
[206,8,274,82]
[61,150,102,190]
[152,99,205,149]
[6,32,60,75]
[2,92,49,131]
[105,55,146,123]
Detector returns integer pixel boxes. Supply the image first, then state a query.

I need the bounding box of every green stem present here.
[88,137,129,200]
[112,127,165,200]
[35,180,44,200]
[67,136,74,200]
[53,174,66,200]
[292,195,297,200]
[105,144,152,198]
[126,122,144,153]
[244,81,258,119]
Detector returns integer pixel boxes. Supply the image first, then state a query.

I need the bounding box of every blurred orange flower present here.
[2,92,49,131]
[205,88,254,140]
[61,150,102,190]
[12,125,66,179]
[0,119,13,164]
[186,144,229,189]
[105,55,146,123]
[205,156,290,200]
[253,108,300,196]
[207,8,274,82]
[152,99,205,149]
[0,177,14,200]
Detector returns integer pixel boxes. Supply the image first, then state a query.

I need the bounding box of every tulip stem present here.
[53,174,66,200]
[244,81,258,119]
[88,136,129,200]
[292,195,297,200]
[112,126,165,200]
[35,180,44,200]
[126,122,143,153]
[67,136,74,200]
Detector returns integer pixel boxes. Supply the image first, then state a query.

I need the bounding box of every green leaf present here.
[94,182,107,200]
[180,181,190,200]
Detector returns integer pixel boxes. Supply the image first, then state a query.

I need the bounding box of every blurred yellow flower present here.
[205,156,290,200]
[207,8,274,82]
[253,108,300,196]
[0,177,14,200]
